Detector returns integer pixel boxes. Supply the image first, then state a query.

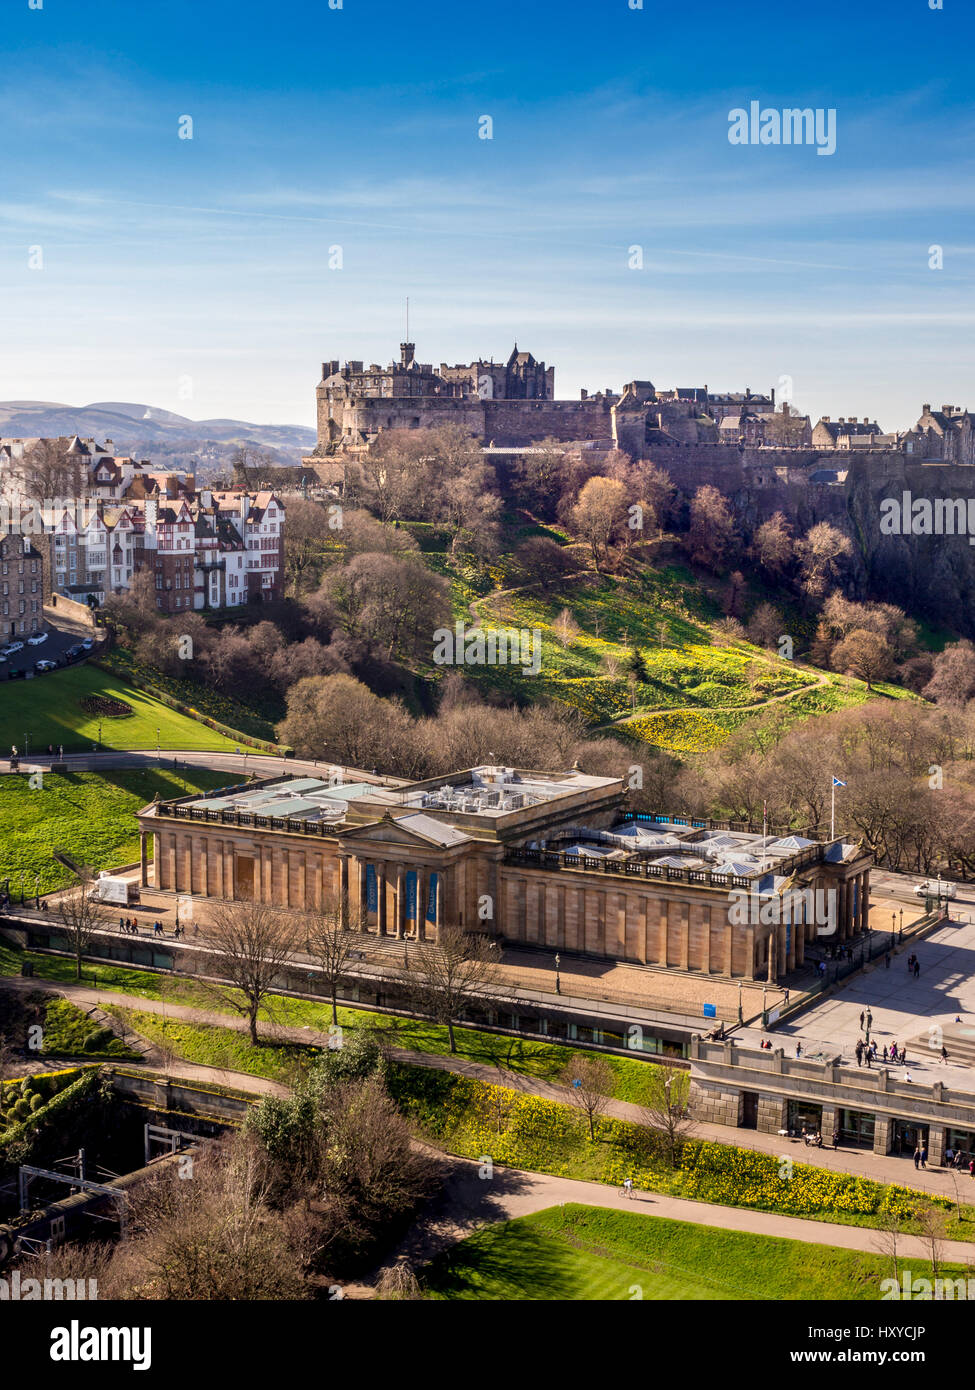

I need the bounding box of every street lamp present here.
[554,952,561,996]
[737,980,743,1026]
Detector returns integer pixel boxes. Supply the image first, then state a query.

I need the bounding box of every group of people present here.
[943,1147,975,1174]
[118,915,187,938]
[906,953,922,979]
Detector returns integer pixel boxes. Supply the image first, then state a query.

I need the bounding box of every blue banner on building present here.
[405,870,417,922]
[366,864,377,914]
[425,872,439,925]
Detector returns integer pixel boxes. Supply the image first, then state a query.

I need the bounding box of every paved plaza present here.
[747,905,975,1095]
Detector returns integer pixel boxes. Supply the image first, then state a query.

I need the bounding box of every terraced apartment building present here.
[138,764,872,980]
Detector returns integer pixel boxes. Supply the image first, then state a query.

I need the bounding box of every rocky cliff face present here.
[846,455,975,635]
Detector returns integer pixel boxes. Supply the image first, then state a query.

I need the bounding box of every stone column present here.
[873,1116,891,1156]
[140,832,148,888]
[338,855,349,929]
[358,859,369,934]
[435,867,444,940]
[929,1124,945,1167]
[411,867,422,945]
[394,864,404,938]
[377,862,387,937]
[860,872,869,933]
[746,922,756,980]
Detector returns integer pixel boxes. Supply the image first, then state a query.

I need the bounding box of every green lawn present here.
[0,768,230,893]
[423,1204,959,1301]
[113,1009,314,1083]
[0,664,248,753]
[40,998,138,1059]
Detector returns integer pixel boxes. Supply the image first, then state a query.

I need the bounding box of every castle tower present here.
[400,343,415,369]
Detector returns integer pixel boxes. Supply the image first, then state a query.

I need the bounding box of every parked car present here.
[65,644,83,659]
[914,880,957,899]
[1,641,24,655]
[27,631,48,646]
[34,659,56,672]
[80,637,95,651]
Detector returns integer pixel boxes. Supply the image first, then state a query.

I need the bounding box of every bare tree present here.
[282,497,333,596]
[405,922,500,1053]
[375,1259,423,1300]
[110,1138,312,1300]
[304,897,361,1024]
[568,1054,614,1141]
[873,1207,902,1286]
[831,628,894,690]
[916,1199,950,1287]
[201,901,305,1044]
[553,607,581,648]
[54,876,109,981]
[641,1064,694,1167]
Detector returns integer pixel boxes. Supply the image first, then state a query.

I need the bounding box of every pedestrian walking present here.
[58,744,63,758]
[914,960,921,978]
[859,1010,865,1030]
[913,1147,921,1169]
[866,1009,873,1031]
[882,1045,888,1063]
[921,1146,928,1169]
[942,1046,949,1065]
[795,1042,802,1058]
[832,1128,840,1149]
[970,1158,975,1180]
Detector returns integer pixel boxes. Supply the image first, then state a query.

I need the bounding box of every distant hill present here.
[0,400,316,464]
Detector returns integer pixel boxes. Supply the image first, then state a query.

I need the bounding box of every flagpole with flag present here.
[830,776,846,839]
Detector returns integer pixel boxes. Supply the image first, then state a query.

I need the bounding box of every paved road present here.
[0,748,397,783]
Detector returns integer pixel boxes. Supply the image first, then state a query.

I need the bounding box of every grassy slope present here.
[0,767,229,892]
[417,528,917,754]
[423,1203,958,1301]
[40,998,138,1059]
[0,664,246,754]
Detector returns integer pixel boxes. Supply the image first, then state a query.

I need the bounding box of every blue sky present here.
[1,0,973,430]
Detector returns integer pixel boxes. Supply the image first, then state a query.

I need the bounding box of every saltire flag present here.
[832,777,847,788]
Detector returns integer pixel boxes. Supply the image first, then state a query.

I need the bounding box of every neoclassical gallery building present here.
[137,765,872,980]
